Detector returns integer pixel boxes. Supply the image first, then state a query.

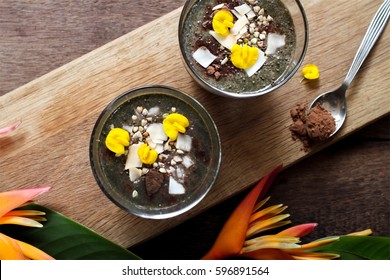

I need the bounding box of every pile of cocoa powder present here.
[290,103,336,150]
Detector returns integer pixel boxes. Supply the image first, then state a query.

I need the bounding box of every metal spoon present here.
[309,0,390,137]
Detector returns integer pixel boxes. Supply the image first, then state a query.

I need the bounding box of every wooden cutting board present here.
[0,0,389,248]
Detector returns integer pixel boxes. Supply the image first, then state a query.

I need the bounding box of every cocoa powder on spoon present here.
[290,103,336,150]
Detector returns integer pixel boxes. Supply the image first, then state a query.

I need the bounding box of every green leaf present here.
[313,236,390,260]
[1,203,141,260]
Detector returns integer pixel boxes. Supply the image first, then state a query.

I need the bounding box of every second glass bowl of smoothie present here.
[179,0,308,98]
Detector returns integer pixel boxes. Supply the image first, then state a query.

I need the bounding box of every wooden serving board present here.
[0,0,389,248]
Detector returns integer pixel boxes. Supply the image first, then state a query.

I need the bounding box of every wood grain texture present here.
[0,0,389,249]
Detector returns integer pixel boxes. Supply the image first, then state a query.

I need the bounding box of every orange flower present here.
[202,165,283,259]
[202,165,372,260]
[0,186,55,260]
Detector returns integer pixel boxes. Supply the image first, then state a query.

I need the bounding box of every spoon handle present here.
[343,0,390,88]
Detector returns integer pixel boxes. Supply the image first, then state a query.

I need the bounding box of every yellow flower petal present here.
[137,143,158,165]
[298,236,340,250]
[0,216,43,227]
[243,235,301,253]
[231,44,259,69]
[212,10,234,36]
[105,127,130,154]
[163,113,189,140]
[252,196,271,213]
[246,214,291,238]
[249,204,287,224]
[347,229,373,236]
[5,210,46,217]
[302,64,320,80]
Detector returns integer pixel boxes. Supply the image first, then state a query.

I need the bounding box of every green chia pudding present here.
[181,0,296,94]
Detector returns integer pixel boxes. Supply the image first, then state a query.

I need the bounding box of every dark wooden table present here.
[1,0,388,259]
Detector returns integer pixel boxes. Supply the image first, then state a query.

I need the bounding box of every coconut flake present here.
[230,15,249,36]
[176,166,185,181]
[212,3,225,10]
[129,167,142,182]
[132,131,143,141]
[245,49,266,77]
[265,33,286,55]
[154,143,164,154]
[182,155,194,168]
[147,106,160,116]
[125,143,142,170]
[173,155,183,163]
[146,138,157,149]
[146,123,167,144]
[221,57,229,65]
[246,10,256,20]
[231,9,243,19]
[176,134,192,152]
[122,124,133,133]
[234,3,252,16]
[163,140,172,152]
[169,176,185,195]
[209,31,237,50]
[238,25,248,37]
[192,47,218,68]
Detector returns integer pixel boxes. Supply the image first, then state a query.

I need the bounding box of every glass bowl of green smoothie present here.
[179,0,308,98]
[90,86,221,219]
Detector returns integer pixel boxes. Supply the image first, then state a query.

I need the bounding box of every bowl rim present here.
[89,85,222,219]
[178,0,309,98]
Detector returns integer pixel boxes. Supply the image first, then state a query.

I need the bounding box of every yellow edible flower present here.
[212,10,234,36]
[230,44,259,69]
[302,64,320,80]
[137,143,158,165]
[163,113,190,140]
[105,128,130,155]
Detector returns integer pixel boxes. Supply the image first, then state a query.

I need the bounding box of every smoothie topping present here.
[163,113,190,140]
[192,0,287,80]
[105,128,130,155]
[212,10,235,36]
[231,43,258,69]
[193,46,218,68]
[105,106,194,199]
[137,143,158,165]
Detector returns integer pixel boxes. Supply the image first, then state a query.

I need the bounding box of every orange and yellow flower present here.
[202,165,372,260]
[0,186,54,260]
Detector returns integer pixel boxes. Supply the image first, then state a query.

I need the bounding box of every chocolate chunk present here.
[145,170,164,196]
